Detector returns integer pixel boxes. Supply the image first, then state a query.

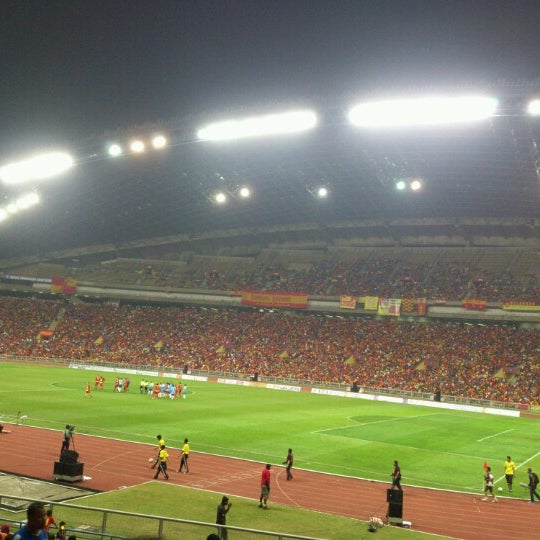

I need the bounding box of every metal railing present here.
[0,495,326,540]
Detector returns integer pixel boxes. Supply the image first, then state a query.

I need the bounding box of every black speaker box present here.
[54,461,84,475]
[386,489,403,503]
[54,461,84,482]
[60,450,79,463]
[64,462,83,475]
[388,502,403,518]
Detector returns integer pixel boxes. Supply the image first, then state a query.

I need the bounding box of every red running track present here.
[1,425,538,540]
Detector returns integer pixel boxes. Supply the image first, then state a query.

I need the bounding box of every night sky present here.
[1,1,540,257]
[2,0,539,151]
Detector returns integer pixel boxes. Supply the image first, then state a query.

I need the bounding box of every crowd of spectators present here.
[222,255,540,301]
[71,250,540,302]
[1,296,538,405]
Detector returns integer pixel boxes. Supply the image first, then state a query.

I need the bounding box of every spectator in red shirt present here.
[44,509,57,536]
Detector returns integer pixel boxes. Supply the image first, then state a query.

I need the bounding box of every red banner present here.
[461,299,486,311]
[241,290,308,309]
[50,277,77,295]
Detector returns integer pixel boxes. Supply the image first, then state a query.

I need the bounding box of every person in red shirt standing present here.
[258,464,271,509]
[44,509,57,535]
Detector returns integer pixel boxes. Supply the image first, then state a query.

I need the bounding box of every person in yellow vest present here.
[178,438,190,474]
[151,435,165,469]
[503,456,516,492]
[153,444,169,480]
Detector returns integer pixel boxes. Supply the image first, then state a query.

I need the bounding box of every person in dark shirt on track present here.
[282,448,294,480]
[391,460,402,490]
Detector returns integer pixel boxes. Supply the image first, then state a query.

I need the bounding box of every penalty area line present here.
[476,428,513,442]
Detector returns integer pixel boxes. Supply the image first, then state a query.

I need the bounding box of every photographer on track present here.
[61,425,75,453]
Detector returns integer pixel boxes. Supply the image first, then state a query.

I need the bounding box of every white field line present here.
[476,428,514,442]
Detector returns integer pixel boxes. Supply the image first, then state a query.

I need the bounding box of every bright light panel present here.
[348,96,498,127]
[527,99,540,116]
[197,110,318,141]
[0,151,74,185]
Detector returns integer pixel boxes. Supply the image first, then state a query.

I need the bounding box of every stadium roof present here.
[2,3,540,261]
[1,86,540,260]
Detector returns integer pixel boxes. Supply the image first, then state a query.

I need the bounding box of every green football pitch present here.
[2,362,539,494]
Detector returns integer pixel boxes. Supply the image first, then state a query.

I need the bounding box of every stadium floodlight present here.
[395,178,422,191]
[410,179,422,191]
[197,109,318,141]
[395,180,407,191]
[16,191,40,209]
[214,192,227,204]
[6,203,18,214]
[108,144,123,157]
[348,96,498,128]
[527,99,540,116]
[151,135,167,149]
[130,140,145,153]
[238,186,251,198]
[0,151,74,185]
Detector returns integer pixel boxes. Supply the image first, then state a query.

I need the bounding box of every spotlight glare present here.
[0,151,74,185]
[108,144,123,157]
[527,99,540,116]
[6,203,18,214]
[214,192,227,204]
[26,191,40,205]
[16,197,30,210]
[152,135,167,149]
[0,209,7,221]
[348,96,498,127]
[410,179,422,191]
[395,180,407,190]
[316,187,328,198]
[238,186,250,198]
[130,140,145,153]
